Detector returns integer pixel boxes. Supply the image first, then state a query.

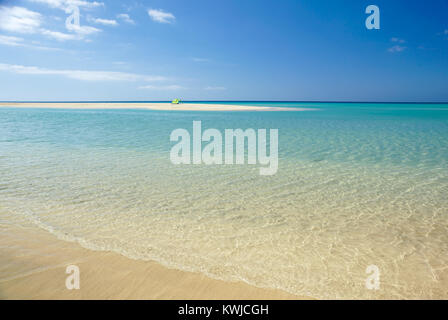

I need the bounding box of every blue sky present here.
[0,0,447,101]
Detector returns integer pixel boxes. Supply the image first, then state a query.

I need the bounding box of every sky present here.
[0,0,447,102]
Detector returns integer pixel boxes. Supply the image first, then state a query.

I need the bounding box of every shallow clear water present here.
[1,102,448,299]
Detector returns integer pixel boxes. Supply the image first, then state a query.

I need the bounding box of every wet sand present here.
[0,221,306,300]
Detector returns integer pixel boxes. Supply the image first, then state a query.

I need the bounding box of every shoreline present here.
[0,102,313,112]
[0,221,308,300]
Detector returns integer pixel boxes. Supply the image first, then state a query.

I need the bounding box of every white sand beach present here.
[0,102,312,111]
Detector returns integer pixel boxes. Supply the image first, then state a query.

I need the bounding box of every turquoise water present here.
[1,102,448,299]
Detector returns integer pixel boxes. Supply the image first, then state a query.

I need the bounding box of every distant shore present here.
[0,102,313,111]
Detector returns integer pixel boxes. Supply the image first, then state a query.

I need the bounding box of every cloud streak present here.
[192,57,210,62]
[89,18,118,26]
[0,35,25,46]
[0,63,167,82]
[0,35,62,50]
[391,37,406,44]
[41,29,79,40]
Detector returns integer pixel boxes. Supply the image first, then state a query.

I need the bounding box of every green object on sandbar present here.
[172,99,180,104]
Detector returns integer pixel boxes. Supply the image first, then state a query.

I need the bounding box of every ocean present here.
[1,102,447,299]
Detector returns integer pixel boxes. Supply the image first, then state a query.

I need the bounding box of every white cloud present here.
[90,18,118,26]
[148,9,175,24]
[388,45,406,53]
[204,86,226,91]
[117,13,135,25]
[0,6,42,34]
[444,30,448,35]
[138,85,184,90]
[0,63,167,82]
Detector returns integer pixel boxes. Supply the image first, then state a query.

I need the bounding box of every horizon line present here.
[1,100,448,104]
